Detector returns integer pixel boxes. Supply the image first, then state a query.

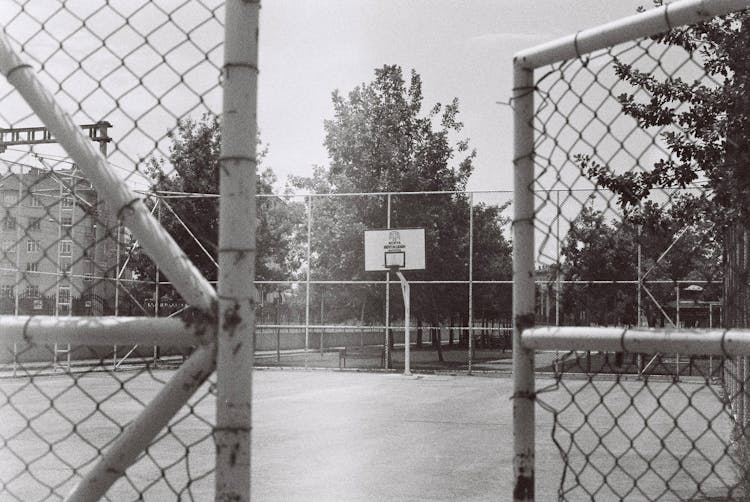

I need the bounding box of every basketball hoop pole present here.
[365,228,424,376]
[392,267,411,376]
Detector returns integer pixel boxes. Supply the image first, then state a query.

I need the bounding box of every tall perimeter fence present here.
[512,0,750,500]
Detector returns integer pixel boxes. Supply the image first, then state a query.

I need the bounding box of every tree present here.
[129,115,303,308]
[292,65,513,356]
[579,6,749,330]
[560,206,639,326]
[560,204,722,327]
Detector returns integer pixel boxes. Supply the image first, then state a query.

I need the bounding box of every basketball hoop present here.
[384,250,405,270]
[364,227,425,377]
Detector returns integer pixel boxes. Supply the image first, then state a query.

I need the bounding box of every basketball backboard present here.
[364,228,425,271]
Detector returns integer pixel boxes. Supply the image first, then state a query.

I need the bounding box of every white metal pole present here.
[522,326,750,356]
[13,164,21,317]
[555,190,560,326]
[385,193,391,369]
[115,225,121,316]
[305,195,312,368]
[637,227,642,372]
[468,192,474,374]
[396,270,411,376]
[709,303,713,377]
[512,61,536,502]
[676,285,681,377]
[0,315,214,346]
[154,199,161,364]
[215,0,259,500]
[514,0,750,70]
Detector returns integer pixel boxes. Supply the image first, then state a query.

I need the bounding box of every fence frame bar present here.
[511,2,750,500]
[0,315,213,346]
[523,326,750,356]
[512,61,536,502]
[514,0,750,70]
[214,1,259,500]
[0,17,226,502]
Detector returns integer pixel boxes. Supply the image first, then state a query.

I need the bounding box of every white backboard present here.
[364,228,425,271]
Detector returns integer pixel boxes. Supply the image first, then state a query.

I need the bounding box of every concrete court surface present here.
[250,370,548,501]
[1,368,733,500]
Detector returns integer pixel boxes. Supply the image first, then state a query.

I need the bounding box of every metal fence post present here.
[468,191,474,374]
[215,1,259,500]
[305,195,312,367]
[512,60,536,501]
[385,193,391,369]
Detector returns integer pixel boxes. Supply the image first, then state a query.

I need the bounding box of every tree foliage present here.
[130,115,302,304]
[581,8,749,228]
[291,65,512,327]
[561,204,722,327]
[573,5,748,328]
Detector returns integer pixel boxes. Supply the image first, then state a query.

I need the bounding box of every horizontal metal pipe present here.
[515,0,750,69]
[0,316,213,347]
[522,326,750,356]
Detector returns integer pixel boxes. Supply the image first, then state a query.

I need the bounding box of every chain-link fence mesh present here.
[1,1,223,499]
[516,4,750,500]
[252,191,514,373]
[0,1,519,497]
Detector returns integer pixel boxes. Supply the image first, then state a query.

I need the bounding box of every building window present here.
[61,196,74,208]
[84,273,93,282]
[2,216,16,230]
[24,285,40,298]
[59,240,72,257]
[26,262,39,272]
[0,284,14,298]
[27,240,40,253]
[28,217,42,231]
[61,214,73,227]
[28,194,42,207]
[60,260,72,273]
[58,286,70,304]
[2,191,18,206]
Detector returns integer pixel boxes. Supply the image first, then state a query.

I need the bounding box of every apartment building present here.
[0,165,118,315]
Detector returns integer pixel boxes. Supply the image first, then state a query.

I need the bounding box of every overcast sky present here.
[1,0,653,193]
[257,0,648,192]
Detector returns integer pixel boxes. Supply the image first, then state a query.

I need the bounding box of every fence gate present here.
[512,0,750,500]
[0,0,257,500]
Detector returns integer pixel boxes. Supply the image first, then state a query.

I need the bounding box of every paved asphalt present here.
[250,370,545,501]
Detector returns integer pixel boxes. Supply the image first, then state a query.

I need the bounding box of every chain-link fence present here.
[513,1,750,500]
[1,184,517,376]
[1,1,518,498]
[1,0,231,500]
[250,190,515,373]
